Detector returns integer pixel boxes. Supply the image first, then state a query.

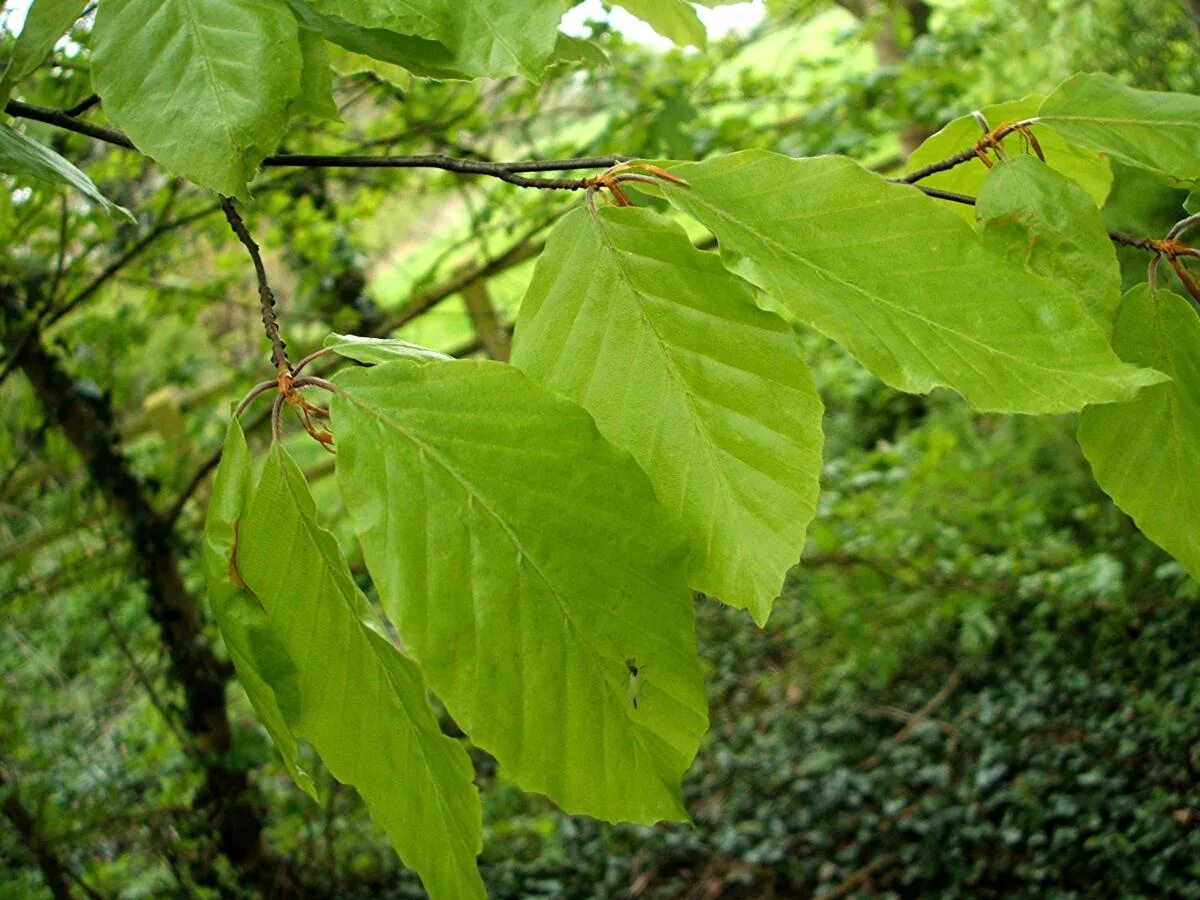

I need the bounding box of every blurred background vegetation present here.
[2,0,1199,896]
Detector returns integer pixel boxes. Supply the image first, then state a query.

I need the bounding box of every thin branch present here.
[45,203,222,328]
[219,197,290,371]
[900,120,1034,184]
[102,608,191,750]
[4,99,622,188]
[63,94,100,118]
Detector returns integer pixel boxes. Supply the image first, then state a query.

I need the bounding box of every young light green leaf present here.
[616,1,707,48]
[663,151,1163,413]
[91,0,303,199]
[1078,286,1200,581]
[1186,192,1198,216]
[0,123,133,220]
[512,207,823,625]
[905,95,1112,221]
[293,0,562,80]
[0,0,88,102]
[201,417,317,800]
[1039,74,1200,184]
[324,332,452,366]
[332,361,708,823]
[237,443,484,900]
[977,155,1122,335]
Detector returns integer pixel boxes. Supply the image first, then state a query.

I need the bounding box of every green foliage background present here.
[2,0,1199,896]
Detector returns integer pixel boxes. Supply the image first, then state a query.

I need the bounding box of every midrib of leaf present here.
[341,391,682,787]
[673,187,1094,400]
[1037,113,1200,129]
[588,209,762,586]
[269,450,474,865]
[471,2,524,73]
[180,0,239,152]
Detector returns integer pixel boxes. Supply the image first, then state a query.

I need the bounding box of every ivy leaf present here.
[201,417,317,800]
[616,1,707,48]
[977,155,1122,335]
[0,0,88,102]
[512,207,823,625]
[294,0,562,80]
[324,332,452,365]
[332,360,707,823]
[91,0,302,199]
[905,95,1112,221]
[663,151,1164,413]
[0,123,133,220]
[1078,286,1200,580]
[1039,74,1200,184]
[237,443,485,900]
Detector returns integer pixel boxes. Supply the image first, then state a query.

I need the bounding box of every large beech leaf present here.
[298,0,562,80]
[1039,74,1200,184]
[0,123,132,219]
[905,95,1112,222]
[237,443,484,900]
[512,207,822,625]
[1078,286,1200,581]
[616,1,707,48]
[331,360,707,823]
[663,151,1163,413]
[0,0,88,102]
[201,418,316,800]
[977,155,1121,335]
[91,0,302,199]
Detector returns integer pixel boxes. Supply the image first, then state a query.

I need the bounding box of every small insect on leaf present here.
[626,658,642,710]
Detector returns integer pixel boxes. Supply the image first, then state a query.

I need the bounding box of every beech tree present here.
[1,1,1198,896]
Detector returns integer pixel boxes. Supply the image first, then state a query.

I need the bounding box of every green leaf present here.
[0,122,133,219]
[1078,286,1200,581]
[324,332,452,365]
[237,443,484,900]
[287,0,461,80]
[294,0,562,80]
[550,33,610,71]
[905,95,1112,221]
[291,26,340,122]
[332,360,707,823]
[663,151,1163,413]
[1186,192,1198,216]
[0,0,88,102]
[616,1,707,48]
[91,0,303,199]
[512,207,822,625]
[1039,73,1200,184]
[201,417,317,800]
[977,155,1121,335]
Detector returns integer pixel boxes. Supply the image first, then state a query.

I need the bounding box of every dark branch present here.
[900,120,1033,184]
[5,98,619,189]
[220,197,290,370]
[63,93,100,118]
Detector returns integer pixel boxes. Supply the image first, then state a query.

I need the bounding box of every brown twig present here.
[899,119,1036,184]
[219,197,289,371]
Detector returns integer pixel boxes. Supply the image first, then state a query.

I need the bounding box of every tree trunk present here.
[1,292,286,894]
